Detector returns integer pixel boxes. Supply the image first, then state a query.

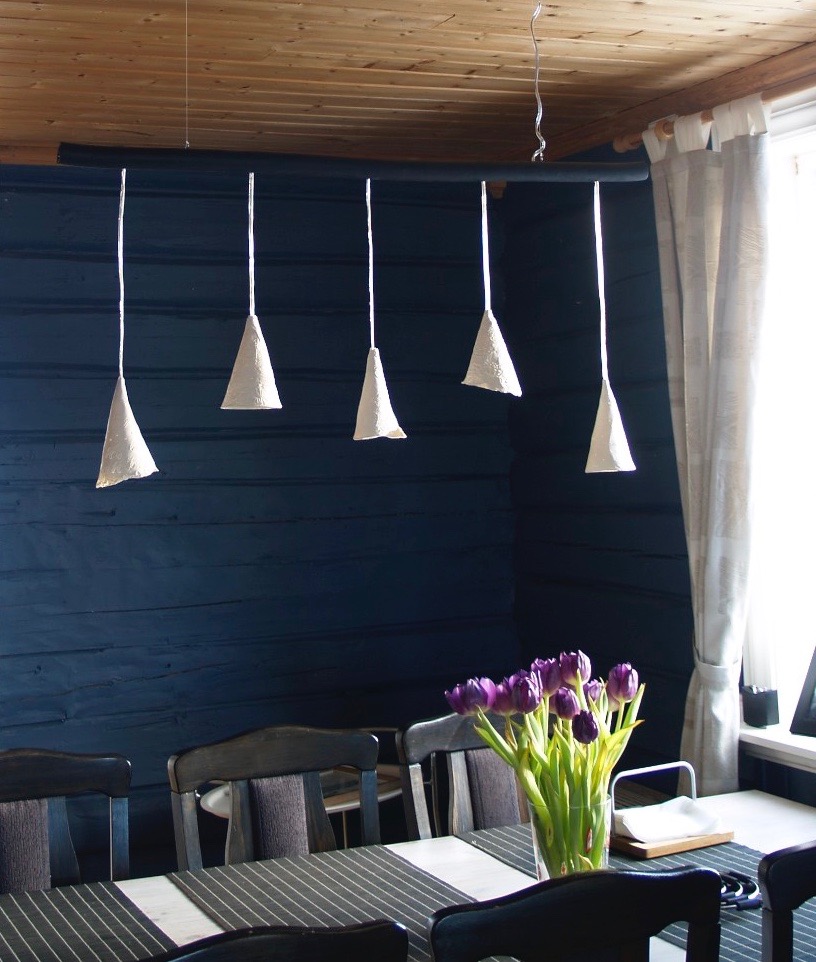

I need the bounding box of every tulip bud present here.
[464,676,497,711]
[444,683,470,715]
[493,678,516,715]
[552,686,580,720]
[531,657,561,696]
[510,670,542,714]
[572,709,600,744]
[444,677,496,714]
[559,650,591,686]
[583,678,603,703]
[607,663,639,705]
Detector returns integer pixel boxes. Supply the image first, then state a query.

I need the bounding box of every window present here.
[744,91,816,727]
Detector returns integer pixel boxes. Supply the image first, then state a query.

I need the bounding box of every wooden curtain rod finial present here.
[613,110,715,153]
[612,131,646,153]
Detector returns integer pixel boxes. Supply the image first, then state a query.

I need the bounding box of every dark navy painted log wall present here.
[0,166,521,865]
[0,158,698,868]
[499,171,694,770]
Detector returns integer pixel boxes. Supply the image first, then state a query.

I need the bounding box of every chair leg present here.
[762,907,793,962]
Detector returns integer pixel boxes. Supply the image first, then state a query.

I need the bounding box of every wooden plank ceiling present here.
[1,0,816,164]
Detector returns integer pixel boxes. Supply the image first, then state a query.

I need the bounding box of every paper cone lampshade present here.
[585,378,636,473]
[222,314,282,410]
[354,347,406,440]
[462,309,522,396]
[96,375,159,488]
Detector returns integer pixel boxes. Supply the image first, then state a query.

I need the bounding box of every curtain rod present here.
[612,76,816,153]
[57,143,648,183]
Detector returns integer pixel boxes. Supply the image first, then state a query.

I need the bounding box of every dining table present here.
[0,789,813,962]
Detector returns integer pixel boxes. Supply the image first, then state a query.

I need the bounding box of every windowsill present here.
[739,722,816,774]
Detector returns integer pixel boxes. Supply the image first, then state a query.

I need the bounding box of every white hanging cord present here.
[366,178,375,349]
[480,181,492,312]
[593,181,609,380]
[184,0,190,148]
[117,168,126,378]
[247,172,256,316]
[530,2,546,162]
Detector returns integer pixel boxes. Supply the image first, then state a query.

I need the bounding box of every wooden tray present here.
[610,829,734,859]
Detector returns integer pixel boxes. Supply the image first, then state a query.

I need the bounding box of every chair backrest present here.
[429,866,721,962]
[0,748,131,894]
[168,725,380,870]
[758,838,816,962]
[149,921,409,962]
[396,712,521,840]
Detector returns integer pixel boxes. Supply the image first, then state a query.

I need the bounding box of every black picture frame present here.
[790,646,816,736]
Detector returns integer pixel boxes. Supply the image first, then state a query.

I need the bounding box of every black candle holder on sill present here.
[742,686,779,729]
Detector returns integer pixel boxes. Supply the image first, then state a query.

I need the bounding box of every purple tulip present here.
[530,657,561,696]
[445,683,470,715]
[552,686,580,720]
[572,709,600,744]
[493,678,516,715]
[583,678,603,703]
[509,670,542,714]
[465,676,497,711]
[607,663,639,706]
[559,651,591,686]
[444,676,497,715]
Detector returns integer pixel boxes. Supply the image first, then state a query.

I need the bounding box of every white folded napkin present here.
[613,796,724,843]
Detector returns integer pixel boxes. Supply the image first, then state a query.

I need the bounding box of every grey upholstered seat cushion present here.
[0,798,50,893]
[249,774,311,859]
[465,748,521,830]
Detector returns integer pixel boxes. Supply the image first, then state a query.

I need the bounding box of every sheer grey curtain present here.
[642,95,770,795]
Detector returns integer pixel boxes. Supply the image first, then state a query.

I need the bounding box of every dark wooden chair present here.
[758,838,816,962]
[396,712,523,840]
[0,748,131,894]
[168,724,381,870]
[429,866,722,962]
[148,921,409,962]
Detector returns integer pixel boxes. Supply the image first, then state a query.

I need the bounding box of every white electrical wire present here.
[248,172,256,316]
[117,168,126,378]
[593,181,609,380]
[480,181,492,312]
[366,178,375,349]
[184,0,190,148]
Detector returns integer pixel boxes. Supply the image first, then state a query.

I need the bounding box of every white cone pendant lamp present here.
[462,182,522,396]
[97,170,158,489]
[222,173,282,410]
[585,182,635,473]
[353,179,406,441]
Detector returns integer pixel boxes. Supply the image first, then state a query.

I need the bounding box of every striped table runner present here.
[458,823,816,962]
[170,845,472,962]
[0,881,175,962]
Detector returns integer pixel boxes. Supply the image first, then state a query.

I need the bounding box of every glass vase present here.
[529,796,611,880]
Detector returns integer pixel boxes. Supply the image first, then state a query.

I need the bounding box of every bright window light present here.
[744,109,816,726]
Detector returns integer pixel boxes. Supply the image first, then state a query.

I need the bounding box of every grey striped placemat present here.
[0,881,176,962]
[458,823,816,962]
[170,845,473,962]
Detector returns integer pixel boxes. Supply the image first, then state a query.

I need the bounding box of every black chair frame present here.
[396,712,522,840]
[168,724,380,871]
[758,838,816,962]
[429,866,722,962]
[0,747,131,886]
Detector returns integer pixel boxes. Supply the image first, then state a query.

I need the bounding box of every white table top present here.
[117,789,816,958]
